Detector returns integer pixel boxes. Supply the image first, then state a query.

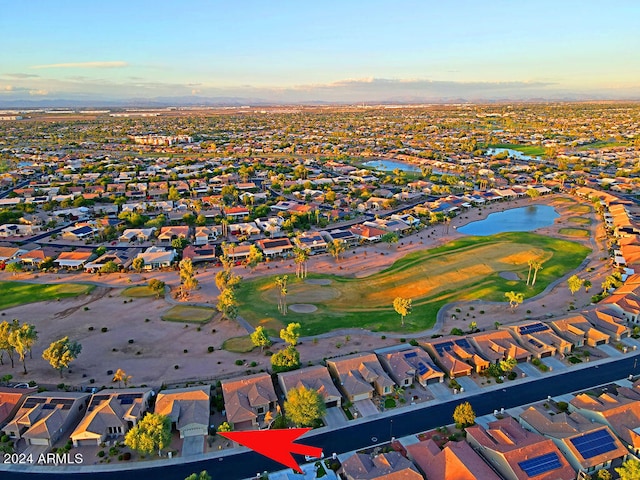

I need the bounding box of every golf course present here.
[0,281,94,310]
[236,232,591,335]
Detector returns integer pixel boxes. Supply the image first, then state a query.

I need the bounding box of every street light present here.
[390,419,394,441]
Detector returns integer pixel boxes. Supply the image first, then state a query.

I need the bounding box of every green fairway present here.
[568,205,592,214]
[236,232,591,335]
[567,216,591,225]
[0,281,94,310]
[577,140,629,151]
[222,335,256,353]
[161,305,216,324]
[122,285,156,297]
[487,144,546,156]
[559,228,590,238]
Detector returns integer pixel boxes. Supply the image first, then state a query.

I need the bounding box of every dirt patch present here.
[499,271,520,281]
[289,304,318,313]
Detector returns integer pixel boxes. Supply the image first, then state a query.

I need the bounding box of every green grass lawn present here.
[559,228,590,238]
[0,281,94,310]
[577,140,629,151]
[222,335,256,353]
[487,144,546,156]
[236,232,591,335]
[122,285,157,297]
[161,305,216,324]
[567,216,591,225]
[568,205,592,214]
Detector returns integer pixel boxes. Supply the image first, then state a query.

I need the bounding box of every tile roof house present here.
[0,387,37,428]
[466,416,575,480]
[3,392,90,447]
[506,322,573,358]
[54,250,94,269]
[256,237,294,257]
[157,225,191,242]
[119,227,157,243]
[406,438,501,480]
[134,246,177,269]
[326,353,395,402]
[570,389,640,454]
[377,347,445,387]
[221,372,277,430]
[294,232,327,252]
[70,388,152,447]
[340,451,422,480]
[278,365,342,409]
[470,330,532,364]
[182,244,217,263]
[519,403,629,474]
[83,248,141,273]
[194,226,222,245]
[423,337,482,377]
[549,315,610,348]
[154,385,211,439]
[584,307,630,340]
[349,224,387,242]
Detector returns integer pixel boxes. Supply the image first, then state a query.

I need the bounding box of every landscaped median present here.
[0,281,94,310]
[236,232,591,335]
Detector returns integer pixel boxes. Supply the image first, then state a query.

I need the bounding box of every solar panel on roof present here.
[120,398,134,405]
[518,452,562,477]
[570,429,617,459]
[42,404,55,410]
[404,351,417,359]
[455,339,471,348]
[417,362,428,375]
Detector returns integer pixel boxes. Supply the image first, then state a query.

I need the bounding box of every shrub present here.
[174,365,179,369]
[207,346,214,353]
[88,326,94,331]
[381,335,386,340]
[84,306,90,311]
[1,435,9,443]
[399,338,406,343]
[128,339,134,344]
[101,327,108,333]
[250,361,258,367]
[235,359,244,366]
[409,339,419,346]
[97,451,105,458]
[507,372,517,380]
[122,452,131,461]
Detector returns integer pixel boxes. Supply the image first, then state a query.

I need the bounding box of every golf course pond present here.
[458,205,560,236]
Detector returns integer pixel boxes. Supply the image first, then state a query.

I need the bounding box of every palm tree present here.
[505,291,524,311]
[293,247,310,279]
[531,261,543,286]
[113,368,132,388]
[526,259,534,286]
[275,275,288,315]
[327,239,345,261]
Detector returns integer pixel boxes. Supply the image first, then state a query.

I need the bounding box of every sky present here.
[1,0,639,104]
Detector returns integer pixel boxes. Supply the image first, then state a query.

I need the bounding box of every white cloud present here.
[29,89,48,96]
[31,61,128,69]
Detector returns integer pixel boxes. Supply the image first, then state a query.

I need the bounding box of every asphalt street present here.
[3,352,640,480]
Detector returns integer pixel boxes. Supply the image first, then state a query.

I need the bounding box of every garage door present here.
[325,400,338,408]
[76,439,98,447]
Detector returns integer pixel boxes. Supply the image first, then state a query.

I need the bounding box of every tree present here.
[185,471,211,480]
[148,279,166,298]
[453,401,475,428]
[5,262,22,275]
[568,274,584,295]
[216,288,238,320]
[99,260,119,274]
[381,232,399,249]
[469,321,478,333]
[244,245,263,271]
[499,357,517,374]
[505,291,524,310]
[113,368,132,388]
[526,188,540,201]
[583,279,592,292]
[284,385,326,427]
[530,261,543,286]
[280,322,301,346]
[526,259,534,286]
[327,239,345,261]
[9,323,38,374]
[393,297,412,328]
[172,237,189,251]
[132,257,145,273]
[168,186,181,201]
[293,247,310,279]
[42,336,82,377]
[271,346,300,373]
[179,258,198,297]
[217,421,232,432]
[215,269,240,292]
[0,320,18,368]
[616,459,640,480]
[594,469,612,480]
[275,275,288,315]
[124,413,171,457]
[250,326,272,351]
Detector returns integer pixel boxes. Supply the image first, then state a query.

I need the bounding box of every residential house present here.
[0,224,40,237]
[194,226,222,245]
[182,244,217,264]
[256,237,294,258]
[570,389,640,454]
[470,330,532,364]
[600,285,640,323]
[70,389,152,447]
[221,372,277,430]
[549,315,610,348]
[223,244,252,260]
[519,403,628,475]
[0,387,37,428]
[367,218,411,235]
[254,217,284,237]
[340,451,422,480]
[61,224,96,241]
[224,206,250,220]
[18,248,47,268]
[584,307,630,340]
[134,246,177,269]
[0,246,27,262]
[119,227,156,243]
[466,416,575,480]
[507,322,573,358]
[424,337,484,377]
[377,346,444,387]
[326,229,358,246]
[294,231,327,253]
[84,248,141,273]
[349,224,386,242]
[228,222,261,237]
[54,250,94,269]
[278,365,342,409]
[3,392,90,447]
[158,225,191,243]
[406,439,501,480]
[154,385,211,439]
[326,353,395,402]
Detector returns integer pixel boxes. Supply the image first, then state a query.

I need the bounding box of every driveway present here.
[542,357,568,372]
[622,337,640,350]
[517,362,543,378]
[182,435,204,457]
[324,407,348,428]
[457,376,480,393]
[429,382,453,399]
[354,399,379,418]
[598,344,623,358]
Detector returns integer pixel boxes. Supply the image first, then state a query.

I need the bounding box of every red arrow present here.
[218,428,323,473]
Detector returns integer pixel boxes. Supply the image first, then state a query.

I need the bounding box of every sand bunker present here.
[305,279,332,285]
[499,271,520,281]
[289,304,318,313]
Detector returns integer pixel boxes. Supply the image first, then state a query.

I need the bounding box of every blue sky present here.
[1,0,639,102]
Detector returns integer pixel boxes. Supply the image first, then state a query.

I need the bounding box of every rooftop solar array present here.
[570,429,617,460]
[519,323,550,335]
[417,362,429,375]
[22,398,46,409]
[404,351,417,359]
[518,452,562,477]
[455,339,471,349]
[528,338,543,349]
[433,341,454,356]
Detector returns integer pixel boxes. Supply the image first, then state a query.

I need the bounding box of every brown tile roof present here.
[221,373,276,426]
[341,451,422,480]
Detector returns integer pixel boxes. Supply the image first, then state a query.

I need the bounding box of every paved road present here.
[4,352,640,480]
